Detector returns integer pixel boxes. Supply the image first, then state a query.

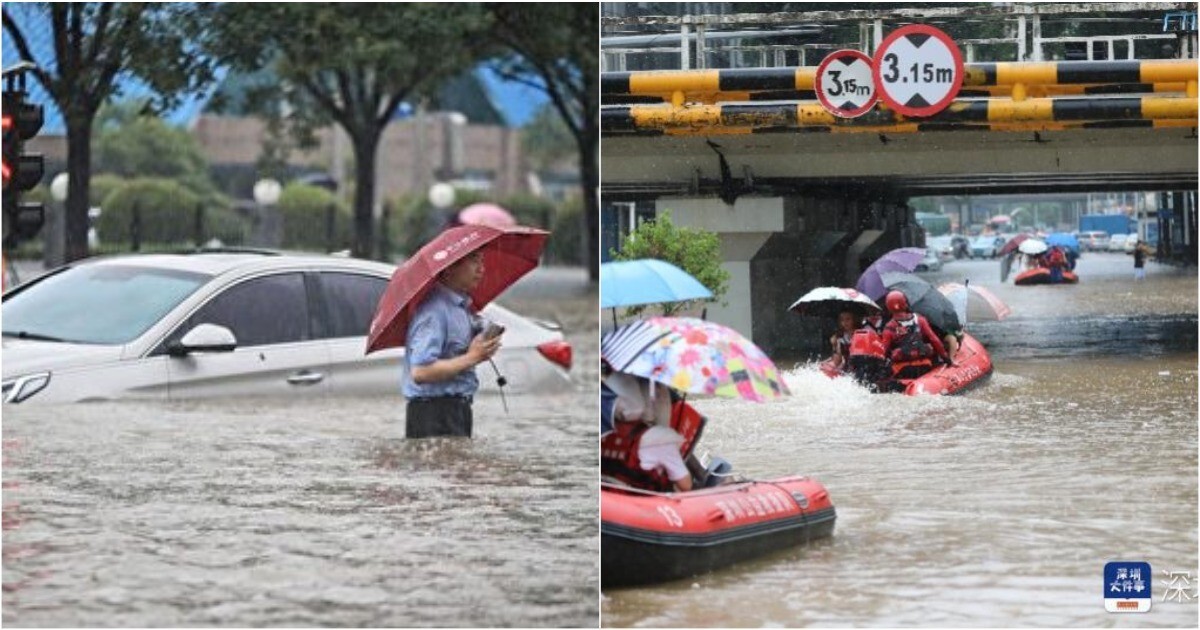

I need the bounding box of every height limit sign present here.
[872,24,963,117]
[815,50,877,118]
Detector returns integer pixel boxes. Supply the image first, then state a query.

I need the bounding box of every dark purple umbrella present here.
[855,248,927,301]
[997,233,1030,257]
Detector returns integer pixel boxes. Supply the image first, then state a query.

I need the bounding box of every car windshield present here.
[2,264,211,344]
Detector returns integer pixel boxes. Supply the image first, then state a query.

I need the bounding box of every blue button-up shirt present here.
[402,284,480,399]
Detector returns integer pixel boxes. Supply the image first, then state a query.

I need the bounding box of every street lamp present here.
[428,182,456,210]
[45,172,69,266]
[253,178,283,248]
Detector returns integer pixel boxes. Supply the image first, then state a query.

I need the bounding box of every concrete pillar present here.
[655,196,782,337]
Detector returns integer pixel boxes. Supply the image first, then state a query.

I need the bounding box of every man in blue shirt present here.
[404,251,501,438]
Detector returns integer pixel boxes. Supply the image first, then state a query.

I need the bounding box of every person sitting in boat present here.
[600,365,693,493]
[881,290,952,381]
[847,313,890,391]
[1046,246,1067,283]
[826,310,858,373]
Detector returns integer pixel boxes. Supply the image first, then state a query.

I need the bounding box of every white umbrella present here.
[788,286,881,317]
[1018,239,1048,255]
[938,282,1012,324]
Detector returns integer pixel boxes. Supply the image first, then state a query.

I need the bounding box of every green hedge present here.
[97,177,250,247]
[278,182,352,251]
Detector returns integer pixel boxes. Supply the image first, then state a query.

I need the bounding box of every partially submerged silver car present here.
[2,252,572,404]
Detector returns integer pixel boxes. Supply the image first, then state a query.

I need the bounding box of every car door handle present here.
[287,370,325,386]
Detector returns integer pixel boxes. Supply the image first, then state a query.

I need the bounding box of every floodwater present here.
[602,253,1198,627]
[2,289,600,627]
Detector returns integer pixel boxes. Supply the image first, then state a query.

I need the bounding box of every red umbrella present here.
[365,224,548,354]
[997,233,1030,256]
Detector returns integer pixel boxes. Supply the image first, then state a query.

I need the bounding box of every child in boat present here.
[826,310,858,373]
[600,364,693,492]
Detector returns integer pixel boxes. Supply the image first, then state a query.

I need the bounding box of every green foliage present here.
[89,174,127,207]
[522,104,577,171]
[613,211,730,316]
[96,178,249,247]
[277,182,352,251]
[93,105,215,197]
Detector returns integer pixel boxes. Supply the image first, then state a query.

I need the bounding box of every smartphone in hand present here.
[482,322,506,340]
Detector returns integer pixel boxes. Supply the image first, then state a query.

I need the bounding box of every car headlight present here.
[2,372,51,403]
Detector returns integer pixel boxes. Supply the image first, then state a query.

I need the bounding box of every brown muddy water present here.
[603,253,1197,627]
[3,290,600,627]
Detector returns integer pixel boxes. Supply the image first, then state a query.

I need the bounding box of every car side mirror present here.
[167,323,238,357]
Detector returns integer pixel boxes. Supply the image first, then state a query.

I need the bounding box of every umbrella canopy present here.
[788,286,881,318]
[601,317,790,403]
[1001,251,1017,283]
[1018,239,1048,255]
[997,233,1030,256]
[366,224,548,353]
[879,271,962,333]
[458,203,516,228]
[990,214,1012,224]
[856,248,927,301]
[600,259,713,309]
[938,282,1012,324]
[1046,232,1080,253]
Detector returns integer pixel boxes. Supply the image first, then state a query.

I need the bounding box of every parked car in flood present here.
[1080,231,1110,251]
[969,235,1008,259]
[1107,233,1129,252]
[914,248,944,272]
[2,252,572,404]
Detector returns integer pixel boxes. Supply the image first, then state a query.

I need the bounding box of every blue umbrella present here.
[600,259,713,308]
[855,248,927,301]
[1045,233,1080,254]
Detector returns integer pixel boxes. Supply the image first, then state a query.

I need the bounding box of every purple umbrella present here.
[855,248,927,301]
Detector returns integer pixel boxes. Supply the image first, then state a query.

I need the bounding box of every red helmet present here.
[885,290,909,313]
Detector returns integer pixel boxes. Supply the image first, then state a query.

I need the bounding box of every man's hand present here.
[466,332,501,365]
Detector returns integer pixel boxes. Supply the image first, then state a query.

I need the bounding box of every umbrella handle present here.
[488,358,509,414]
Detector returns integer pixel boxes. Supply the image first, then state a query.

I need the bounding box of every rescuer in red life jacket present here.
[600,365,693,492]
[881,290,952,381]
[847,312,889,390]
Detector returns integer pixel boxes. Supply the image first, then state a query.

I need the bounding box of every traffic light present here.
[2,87,45,248]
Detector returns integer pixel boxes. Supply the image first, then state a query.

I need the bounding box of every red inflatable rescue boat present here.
[1013,267,1079,285]
[899,332,993,395]
[602,476,836,588]
[601,399,836,587]
[819,332,992,395]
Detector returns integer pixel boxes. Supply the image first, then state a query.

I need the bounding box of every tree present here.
[93,100,215,197]
[521,103,577,172]
[2,3,216,263]
[613,212,730,316]
[488,3,600,280]
[204,4,494,259]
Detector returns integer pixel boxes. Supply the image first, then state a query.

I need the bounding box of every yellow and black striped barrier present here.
[601,96,1199,136]
[601,59,1198,96]
[604,83,1193,105]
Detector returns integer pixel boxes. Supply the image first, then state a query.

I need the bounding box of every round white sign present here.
[815,49,877,118]
[872,24,963,118]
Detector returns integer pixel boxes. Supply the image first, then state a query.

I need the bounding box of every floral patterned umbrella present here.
[601,317,790,403]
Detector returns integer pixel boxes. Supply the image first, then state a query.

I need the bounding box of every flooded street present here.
[3,288,600,627]
[603,254,1197,627]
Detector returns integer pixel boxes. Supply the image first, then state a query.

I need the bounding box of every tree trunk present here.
[350,130,380,260]
[578,132,599,281]
[64,114,92,263]
[350,131,381,259]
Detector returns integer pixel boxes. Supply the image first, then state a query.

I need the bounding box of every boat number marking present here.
[714,491,797,523]
[657,505,684,528]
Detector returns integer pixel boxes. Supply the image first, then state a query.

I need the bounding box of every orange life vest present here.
[600,421,672,491]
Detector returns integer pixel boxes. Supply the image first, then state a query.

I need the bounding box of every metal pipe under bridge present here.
[601,59,1199,135]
